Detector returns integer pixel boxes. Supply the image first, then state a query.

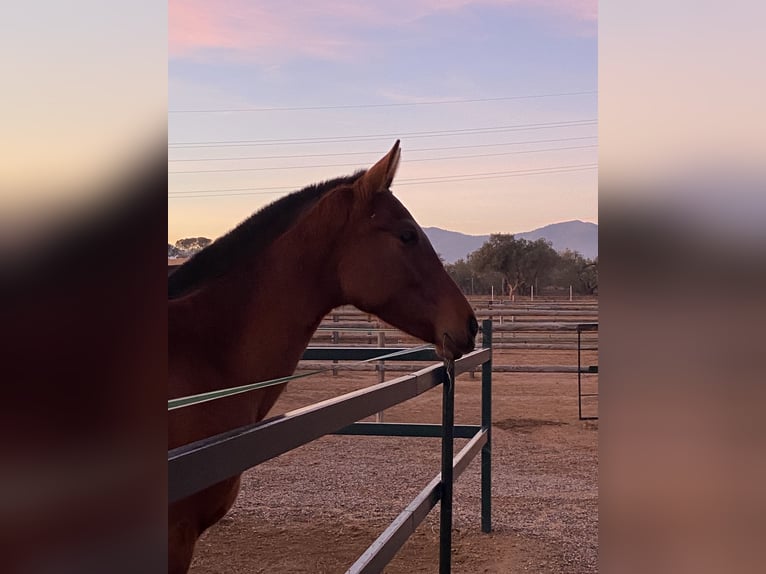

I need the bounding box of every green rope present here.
[168,344,434,411]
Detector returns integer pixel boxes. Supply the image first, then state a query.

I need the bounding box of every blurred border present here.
[3,1,765,573]
[1,3,167,572]
[600,2,766,573]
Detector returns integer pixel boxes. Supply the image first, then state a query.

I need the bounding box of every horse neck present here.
[238,227,344,376]
[172,213,345,395]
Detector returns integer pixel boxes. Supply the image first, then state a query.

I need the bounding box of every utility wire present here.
[168,163,597,199]
[168,136,598,162]
[169,144,597,175]
[169,119,597,148]
[169,90,597,114]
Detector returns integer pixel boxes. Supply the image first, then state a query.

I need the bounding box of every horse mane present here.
[168,171,365,299]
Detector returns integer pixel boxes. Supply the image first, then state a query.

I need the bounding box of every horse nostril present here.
[468,316,479,338]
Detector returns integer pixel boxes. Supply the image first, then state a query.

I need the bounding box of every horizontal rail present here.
[298,362,597,374]
[493,322,598,332]
[335,422,480,439]
[473,302,598,308]
[169,347,489,503]
[477,311,598,317]
[315,327,399,333]
[346,429,488,574]
[495,364,598,373]
[317,309,597,325]
[169,363,445,503]
[453,347,490,375]
[300,347,490,375]
[302,346,441,362]
[491,343,598,350]
[310,337,597,347]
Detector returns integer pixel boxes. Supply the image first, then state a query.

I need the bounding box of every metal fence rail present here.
[168,320,494,574]
[577,323,599,420]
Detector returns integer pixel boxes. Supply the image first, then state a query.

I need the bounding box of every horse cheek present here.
[339,254,382,308]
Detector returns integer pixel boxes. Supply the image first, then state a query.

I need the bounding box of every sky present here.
[168,0,597,243]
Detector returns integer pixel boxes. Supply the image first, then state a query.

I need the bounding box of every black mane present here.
[168,171,364,299]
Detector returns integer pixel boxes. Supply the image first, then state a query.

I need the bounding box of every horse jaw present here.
[434,330,476,361]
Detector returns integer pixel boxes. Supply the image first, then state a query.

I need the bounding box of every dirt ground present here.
[188,345,598,574]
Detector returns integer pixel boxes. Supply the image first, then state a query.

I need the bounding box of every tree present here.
[551,250,598,294]
[168,243,182,258]
[579,257,598,294]
[469,234,559,296]
[444,258,474,294]
[523,238,560,293]
[174,237,212,256]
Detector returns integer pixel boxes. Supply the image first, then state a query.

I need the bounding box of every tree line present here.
[443,234,597,296]
[168,233,597,296]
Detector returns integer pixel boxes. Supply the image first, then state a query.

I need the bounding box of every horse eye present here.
[399,229,418,245]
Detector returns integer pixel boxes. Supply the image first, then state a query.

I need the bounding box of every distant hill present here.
[421,228,490,265]
[424,220,598,263]
[515,220,598,260]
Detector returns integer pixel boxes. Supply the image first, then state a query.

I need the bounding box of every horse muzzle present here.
[437,315,478,360]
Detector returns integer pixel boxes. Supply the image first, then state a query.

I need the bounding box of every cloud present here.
[169,0,596,63]
[169,1,344,62]
[399,0,596,23]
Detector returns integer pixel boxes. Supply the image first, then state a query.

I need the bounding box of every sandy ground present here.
[188,345,598,574]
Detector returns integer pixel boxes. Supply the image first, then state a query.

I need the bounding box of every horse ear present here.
[358,140,401,199]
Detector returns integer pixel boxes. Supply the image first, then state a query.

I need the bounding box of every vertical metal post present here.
[332,313,339,376]
[577,325,582,420]
[439,360,455,574]
[481,319,492,533]
[377,331,386,384]
[375,331,386,423]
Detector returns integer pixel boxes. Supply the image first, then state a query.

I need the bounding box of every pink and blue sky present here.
[169,0,597,242]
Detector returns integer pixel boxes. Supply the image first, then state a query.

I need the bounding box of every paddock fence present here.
[306,300,599,420]
[169,320,494,574]
[307,301,598,374]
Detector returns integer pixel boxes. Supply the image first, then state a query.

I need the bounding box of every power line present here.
[169,90,597,113]
[168,119,597,148]
[169,144,597,175]
[168,136,598,162]
[168,163,597,198]
[397,164,597,184]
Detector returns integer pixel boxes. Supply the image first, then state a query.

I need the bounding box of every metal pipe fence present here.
[168,320,494,574]
[577,323,599,420]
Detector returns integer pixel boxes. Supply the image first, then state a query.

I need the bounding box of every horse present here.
[168,141,478,573]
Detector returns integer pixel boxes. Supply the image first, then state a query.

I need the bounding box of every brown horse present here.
[168,141,478,573]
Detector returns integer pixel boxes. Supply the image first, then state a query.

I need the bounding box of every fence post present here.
[577,325,582,420]
[375,331,386,423]
[332,313,339,375]
[439,359,456,574]
[481,319,493,533]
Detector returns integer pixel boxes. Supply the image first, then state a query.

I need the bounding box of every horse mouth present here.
[437,332,475,361]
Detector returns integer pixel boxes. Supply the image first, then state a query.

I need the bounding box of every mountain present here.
[422,228,490,264]
[515,220,598,260]
[424,220,598,263]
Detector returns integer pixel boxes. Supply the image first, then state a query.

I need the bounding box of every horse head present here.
[336,141,478,359]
